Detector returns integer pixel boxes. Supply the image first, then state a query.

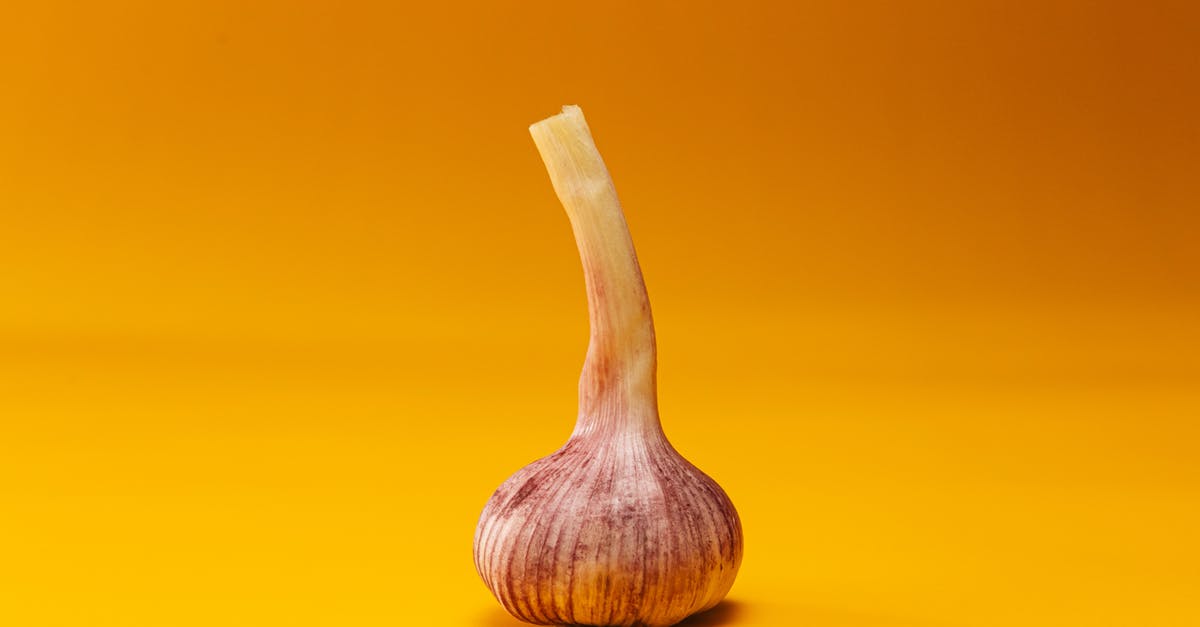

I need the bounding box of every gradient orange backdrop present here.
[2,2,1198,626]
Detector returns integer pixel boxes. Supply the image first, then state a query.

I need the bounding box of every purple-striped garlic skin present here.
[474,105,743,626]
[474,429,742,627]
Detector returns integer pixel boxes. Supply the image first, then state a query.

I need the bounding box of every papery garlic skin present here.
[475,432,742,627]
[474,106,743,627]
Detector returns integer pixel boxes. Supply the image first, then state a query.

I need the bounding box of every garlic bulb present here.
[473,105,743,627]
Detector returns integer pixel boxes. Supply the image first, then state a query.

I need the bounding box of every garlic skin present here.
[474,106,743,627]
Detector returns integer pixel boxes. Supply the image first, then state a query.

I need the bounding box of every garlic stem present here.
[530,106,659,437]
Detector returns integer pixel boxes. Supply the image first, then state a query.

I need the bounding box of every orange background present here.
[2,1,1198,625]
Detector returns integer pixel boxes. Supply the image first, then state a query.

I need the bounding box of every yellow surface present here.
[2,2,1198,626]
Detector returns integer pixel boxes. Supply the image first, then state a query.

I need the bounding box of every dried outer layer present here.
[473,428,743,627]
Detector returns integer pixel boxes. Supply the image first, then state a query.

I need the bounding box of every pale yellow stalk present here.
[529,105,659,438]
